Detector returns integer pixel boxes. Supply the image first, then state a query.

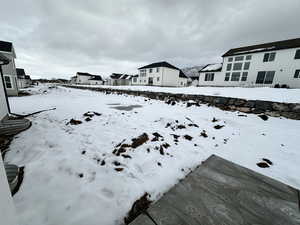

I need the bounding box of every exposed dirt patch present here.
[111,105,143,111]
[131,133,149,148]
[214,125,225,130]
[183,135,193,141]
[85,117,92,122]
[115,168,124,172]
[187,123,199,128]
[67,119,82,125]
[151,132,163,142]
[258,114,269,121]
[124,193,152,224]
[200,130,208,138]
[212,117,219,123]
[113,133,149,156]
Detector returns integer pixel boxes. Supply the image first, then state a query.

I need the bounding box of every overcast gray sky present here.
[1,0,300,79]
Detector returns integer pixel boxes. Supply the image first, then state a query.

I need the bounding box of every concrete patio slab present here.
[131,155,300,225]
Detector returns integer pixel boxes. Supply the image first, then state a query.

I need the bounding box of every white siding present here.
[199,48,300,88]
[0,75,8,121]
[76,75,92,84]
[0,158,18,225]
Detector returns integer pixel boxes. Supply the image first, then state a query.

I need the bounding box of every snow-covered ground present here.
[6,84,300,225]
[73,84,300,103]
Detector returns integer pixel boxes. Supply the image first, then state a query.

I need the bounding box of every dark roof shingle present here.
[0,41,13,52]
[138,61,179,70]
[223,38,300,57]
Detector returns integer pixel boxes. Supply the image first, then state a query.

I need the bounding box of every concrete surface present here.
[131,155,300,225]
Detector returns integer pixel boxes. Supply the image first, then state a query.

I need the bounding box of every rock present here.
[255,100,272,111]
[236,107,251,113]
[67,119,82,125]
[258,114,269,121]
[272,103,290,112]
[257,162,270,168]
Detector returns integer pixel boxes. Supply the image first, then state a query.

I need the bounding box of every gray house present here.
[0,41,18,96]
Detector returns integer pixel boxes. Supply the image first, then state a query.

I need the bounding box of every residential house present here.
[130,75,139,85]
[0,40,18,96]
[74,72,103,85]
[106,73,133,86]
[198,63,223,86]
[0,53,18,225]
[16,68,32,88]
[135,61,188,87]
[199,38,300,88]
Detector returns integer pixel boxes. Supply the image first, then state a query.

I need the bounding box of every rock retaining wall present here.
[63,85,300,120]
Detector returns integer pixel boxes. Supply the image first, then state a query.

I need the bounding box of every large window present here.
[228,57,233,62]
[149,68,153,73]
[233,63,243,71]
[294,70,300,78]
[295,50,300,59]
[205,73,214,81]
[235,56,244,61]
[256,71,275,84]
[227,64,232,71]
[140,69,146,77]
[225,73,230,81]
[244,62,250,70]
[4,76,12,88]
[241,72,248,81]
[156,68,160,73]
[133,78,137,82]
[246,55,252,60]
[263,52,276,62]
[231,72,241,81]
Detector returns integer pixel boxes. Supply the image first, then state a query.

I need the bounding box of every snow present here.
[232,46,276,55]
[6,84,300,225]
[200,63,223,72]
[73,84,300,103]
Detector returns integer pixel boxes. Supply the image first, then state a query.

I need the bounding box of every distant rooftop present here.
[199,63,223,73]
[223,38,300,57]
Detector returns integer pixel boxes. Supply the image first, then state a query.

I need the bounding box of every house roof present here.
[110,73,123,79]
[0,53,10,65]
[0,40,13,53]
[16,68,26,77]
[89,75,103,81]
[199,63,223,73]
[222,38,300,57]
[139,61,188,79]
[138,61,179,70]
[77,72,93,76]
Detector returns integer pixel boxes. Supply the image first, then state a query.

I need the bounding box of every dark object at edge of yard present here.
[124,193,152,224]
[262,158,273,165]
[258,114,269,121]
[67,119,82,125]
[257,162,270,168]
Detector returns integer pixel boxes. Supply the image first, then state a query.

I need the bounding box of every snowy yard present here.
[75,84,300,103]
[6,85,300,225]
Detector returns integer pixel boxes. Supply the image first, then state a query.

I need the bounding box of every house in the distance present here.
[135,61,188,87]
[16,68,32,88]
[199,38,300,88]
[74,72,103,85]
[106,73,133,86]
[198,63,223,86]
[0,40,18,96]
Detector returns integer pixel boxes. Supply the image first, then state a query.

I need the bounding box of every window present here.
[235,56,244,61]
[157,77,160,81]
[294,70,300,78]
[204,73,214,81]
[263,52,276,62]
[246,55,252,60]
[231,72,240,81]
[149,68,153,73]
[241,72,248,81]
[244,62,250,70]
[140,69,146,77]
[4,76,12,88]
[256,71,275,84]
[228,57,233,62]
[133,78,137,82]
[181,82,183,85]
[156,68,160,72]
[226,64,232,71]
[295,50,300,59]
[233,63,243,71]
[225,73,230,81]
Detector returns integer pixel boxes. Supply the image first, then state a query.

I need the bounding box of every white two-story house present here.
[134,61,188,87]
[74,72,103,85]
[198,38,300,88]
[0,41,18,96]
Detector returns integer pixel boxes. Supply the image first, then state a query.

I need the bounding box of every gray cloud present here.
[1,0,299,79]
